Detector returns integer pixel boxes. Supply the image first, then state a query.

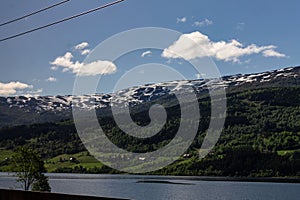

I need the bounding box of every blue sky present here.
[0,0,299,96]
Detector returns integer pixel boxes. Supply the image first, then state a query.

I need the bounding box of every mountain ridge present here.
[0,66,299,127]
[0,66,299,176]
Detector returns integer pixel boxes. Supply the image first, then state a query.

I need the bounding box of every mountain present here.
[0,66,299,127]
[0,66,299,176]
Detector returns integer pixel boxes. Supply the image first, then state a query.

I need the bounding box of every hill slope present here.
[0,66,299,177]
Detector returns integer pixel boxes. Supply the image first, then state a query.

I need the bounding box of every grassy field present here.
[0,149,105,172]
[45,151,104,172]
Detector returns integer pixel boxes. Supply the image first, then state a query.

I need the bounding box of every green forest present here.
[0,86,299,177]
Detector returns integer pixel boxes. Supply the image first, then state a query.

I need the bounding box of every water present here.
[0,173,299,200]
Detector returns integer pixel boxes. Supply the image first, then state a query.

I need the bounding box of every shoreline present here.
[1,172,299,183]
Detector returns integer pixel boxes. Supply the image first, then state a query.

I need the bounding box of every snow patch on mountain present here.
[0,66,299,113]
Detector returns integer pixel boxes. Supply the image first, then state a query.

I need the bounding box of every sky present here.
[0,0,300,96]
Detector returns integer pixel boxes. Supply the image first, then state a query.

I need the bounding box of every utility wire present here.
[0,0,125,43]
[0,0,71,27]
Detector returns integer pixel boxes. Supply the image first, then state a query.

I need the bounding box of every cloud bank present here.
[162,31,286,62]
[0,81,33,96]
[50,52,117,76]
[51,42,117,76]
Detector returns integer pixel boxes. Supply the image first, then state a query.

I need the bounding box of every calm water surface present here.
[0,173,299,200]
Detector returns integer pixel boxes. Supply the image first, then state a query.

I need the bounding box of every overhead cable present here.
[0,0,125,43]
[0,0,71,27]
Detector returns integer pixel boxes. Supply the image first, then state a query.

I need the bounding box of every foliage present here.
[11,147,51,191]
[31,173,51,192]
[0,86,299,177]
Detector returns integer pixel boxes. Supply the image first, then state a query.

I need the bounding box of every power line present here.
[0,0,125,43]
[0,0,71,27]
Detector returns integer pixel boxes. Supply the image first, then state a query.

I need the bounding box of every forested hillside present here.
[0,85,299,177]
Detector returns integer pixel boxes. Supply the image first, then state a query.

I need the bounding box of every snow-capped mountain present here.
[0,66,299,127]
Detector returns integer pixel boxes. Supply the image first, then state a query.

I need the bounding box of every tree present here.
[32,173,51,192]
[11,147,51,192]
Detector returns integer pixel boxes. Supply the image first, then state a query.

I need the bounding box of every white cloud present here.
[74,42,91,55]
[76,60,117,76]
[141,50,152,57]
[75,42,89,50]
[0,81,33,96]
[51,52,74,67]
[162,31,286,62]
[81,49,90,55]
[177,17,187,23]
[50,52,117,76]
[262,49,286,58]
[193,19,213,27]
[46,77,57,82]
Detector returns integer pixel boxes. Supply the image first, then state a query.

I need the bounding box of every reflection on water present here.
[0,173,299,200]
